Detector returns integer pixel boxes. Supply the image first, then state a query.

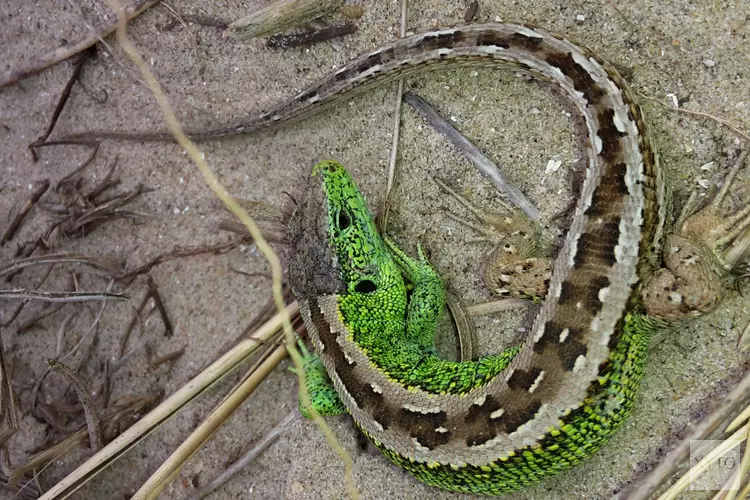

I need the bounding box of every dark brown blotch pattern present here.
[507,367,544,392]
[597,108,629,161]
[573,219,621,269]
[401,408,451,449]
[544,51,605,105]
[503,400,543,435]
[464,395,504,447]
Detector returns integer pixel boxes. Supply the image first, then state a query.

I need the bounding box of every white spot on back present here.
[528,370,546,393]
[473,395,486,406]
[573,355,588,373]
[558,328,570,342]
[612,108,628,133]
[370,383,383,394]
[598,286,611,303]
[402,404,442,414]
[490,408,505,419]
[477,45,505,54]
[594,135,603,154]
[515,27,545,39]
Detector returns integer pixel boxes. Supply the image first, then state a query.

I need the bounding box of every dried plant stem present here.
[465,298,529,316]
[378,0,408,231]
[38,302,297,500]
[657,422,749,500]
[0,289,127,302]
[1,180,50,245]
[192,409,297,499]
[0,254,116,279]
[404,92,541,220]
[228,0,344,40]
[0,0,161,89]
[642,95,749,143]
[46,359,103,451]
[623,370,750,500]
[132,345,288,499]
[99,1,358,498]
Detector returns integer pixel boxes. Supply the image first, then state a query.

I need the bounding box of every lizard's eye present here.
[337,210,351,230]
[354,279,377,293]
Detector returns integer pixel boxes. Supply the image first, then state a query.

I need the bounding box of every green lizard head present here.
[288,161,404,303]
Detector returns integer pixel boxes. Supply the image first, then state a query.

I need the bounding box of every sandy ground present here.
[1,0,749,499]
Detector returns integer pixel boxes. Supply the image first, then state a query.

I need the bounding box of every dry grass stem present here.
[192,409,298,499]
[404,92,541,220]
[46,359,103,451]
[0,289,127,303]
[623,370,750,500]
[0,0,162,88]
[228,0,344,40]
[39,302,298,499]
[131,344,288,499]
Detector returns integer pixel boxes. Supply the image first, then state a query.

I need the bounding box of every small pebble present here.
[697,179,711,189]
[575,14,586,23]
[702,59,716,68]
[545,159,562,174]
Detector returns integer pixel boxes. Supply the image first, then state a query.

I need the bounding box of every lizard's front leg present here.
[383,236,446,354]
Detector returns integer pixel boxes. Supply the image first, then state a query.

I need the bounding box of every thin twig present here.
[192,410,297,499]
[404,92,541,220]
[119,291,150,357]
[465,298,530,316]
[115,239,242,281]
[46,360,103,451]
[0,289,127,303]
[55,144,101,192]
[146,276,173,338]
[54,310,81,359]
[60,280,114,361]
[378,0,408,232]
[267,22,357,49]
[1,180,50,246]
[28,46,96,160]
[0,0,162,89]
[0,332,20,448]
[159,13,228,31]
[0,253,117,280]
[641,95,750,143]
[148,347,185,369]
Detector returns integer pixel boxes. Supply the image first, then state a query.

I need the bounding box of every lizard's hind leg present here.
[383,237,446,354]
[643,150,750,320]
[434,178,552,301]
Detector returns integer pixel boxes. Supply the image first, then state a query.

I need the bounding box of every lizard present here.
[57,23,750,493]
